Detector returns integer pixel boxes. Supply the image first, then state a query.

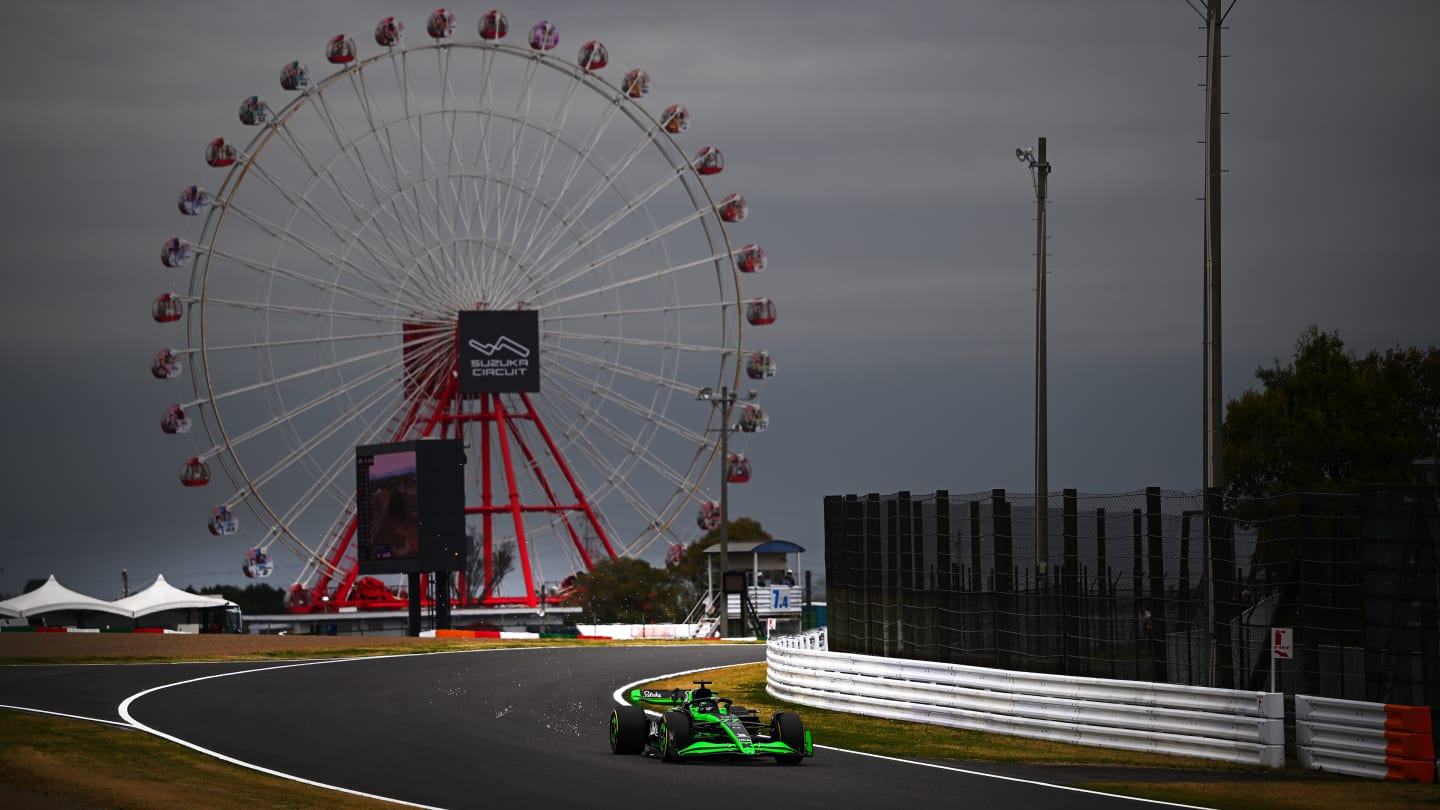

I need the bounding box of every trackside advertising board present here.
[458,309,540,394]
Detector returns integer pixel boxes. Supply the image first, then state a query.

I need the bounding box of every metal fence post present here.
[935,490,951,663]
[864,493,882,657]
[1206,487,1235,689]
[1063,489,1079,674]
[1147,487,1166,681]
[993,489,1012,669]
[895,491,912,658]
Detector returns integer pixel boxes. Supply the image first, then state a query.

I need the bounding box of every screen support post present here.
[408,572,422,637]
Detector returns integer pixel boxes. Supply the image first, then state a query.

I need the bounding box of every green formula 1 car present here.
[608,680,813,765]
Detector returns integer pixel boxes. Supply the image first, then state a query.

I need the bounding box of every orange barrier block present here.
[1384,730,1436,761]
[434,629,477,638]
[1384,757,1436,783]
[132,627,165,634]
[1382,704,1433,734]
[35,626,67,633]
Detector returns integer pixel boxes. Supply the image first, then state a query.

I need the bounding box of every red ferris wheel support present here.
[287,316,618,613]
[429,369,621,607]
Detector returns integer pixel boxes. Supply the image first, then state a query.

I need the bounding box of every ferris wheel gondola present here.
[204,138,237,167]
[374,17,403,47]
[735,244,765,273]
[151,349,182,380]
[208,505,239,536]
[426,9,457,40]
[177,186,212,216]
[243,547,275,578]
[528,20,559,50]
[745,298,777,325]
[693,146,723,175]
[279,61,310,91]
[577,40,608,70]
[161,404,191,435]
[745,351,776,380]
[325,35,357,64]
[697,500,721,531]
[479,10,508,40]
[151,293,184,323]
[738,404,768,433]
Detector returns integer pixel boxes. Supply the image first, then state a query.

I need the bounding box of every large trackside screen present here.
[355,439,466,574]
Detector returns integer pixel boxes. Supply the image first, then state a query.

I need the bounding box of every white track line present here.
[0,704,134,729]
[117,652,493,810]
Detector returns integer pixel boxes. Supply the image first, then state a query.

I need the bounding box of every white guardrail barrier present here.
[767,630,1284,768]
[1295,694,1436,782]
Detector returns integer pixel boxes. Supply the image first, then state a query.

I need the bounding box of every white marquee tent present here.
[111,574,232,616]
[0,574,235,629]
[0,575,131,620]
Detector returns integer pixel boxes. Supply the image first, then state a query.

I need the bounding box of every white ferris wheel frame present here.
[158,32,761,593]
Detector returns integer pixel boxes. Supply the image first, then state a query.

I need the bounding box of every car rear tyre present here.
[771,711,806,765]
[661,710,692,763]
[610,705,648,755]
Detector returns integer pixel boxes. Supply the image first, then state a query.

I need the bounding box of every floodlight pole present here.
[1200,0,1226,495]
[1018,138,1052,574]
[1195,0,1232,689]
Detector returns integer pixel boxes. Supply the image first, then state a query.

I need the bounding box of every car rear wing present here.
[628,688,693,706]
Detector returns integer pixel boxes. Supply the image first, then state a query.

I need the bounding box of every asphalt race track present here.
[2,645,1200,809]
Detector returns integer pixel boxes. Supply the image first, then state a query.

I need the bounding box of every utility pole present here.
[698,384,757,637]
[718,387,732,635]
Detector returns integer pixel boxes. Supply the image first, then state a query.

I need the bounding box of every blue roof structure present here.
[701,540,805,555]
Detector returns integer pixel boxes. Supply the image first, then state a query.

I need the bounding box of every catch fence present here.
[822,485,1438,706]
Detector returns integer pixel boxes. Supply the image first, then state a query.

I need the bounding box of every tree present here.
[195,583,286,614]
[1224,325,1440,500]
[1367,343,1440,463]
[668,517,775,598]
[562,516,778,624]
[466,531,515,602]
[563,557,687,624]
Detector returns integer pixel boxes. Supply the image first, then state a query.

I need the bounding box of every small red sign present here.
[1272,627,1293,659]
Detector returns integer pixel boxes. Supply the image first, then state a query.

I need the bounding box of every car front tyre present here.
[661,711,692,763]
[610,705,649,755]
[771,711,806,765]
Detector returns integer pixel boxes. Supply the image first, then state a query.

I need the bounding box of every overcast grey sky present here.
[1,1,1436,599]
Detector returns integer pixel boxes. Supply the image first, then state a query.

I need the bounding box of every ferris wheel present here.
[150,9,778,609]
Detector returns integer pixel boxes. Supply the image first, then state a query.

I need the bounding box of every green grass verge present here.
[0,710,398,809]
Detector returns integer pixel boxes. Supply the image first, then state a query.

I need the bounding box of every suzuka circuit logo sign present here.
[458,310,540,394]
